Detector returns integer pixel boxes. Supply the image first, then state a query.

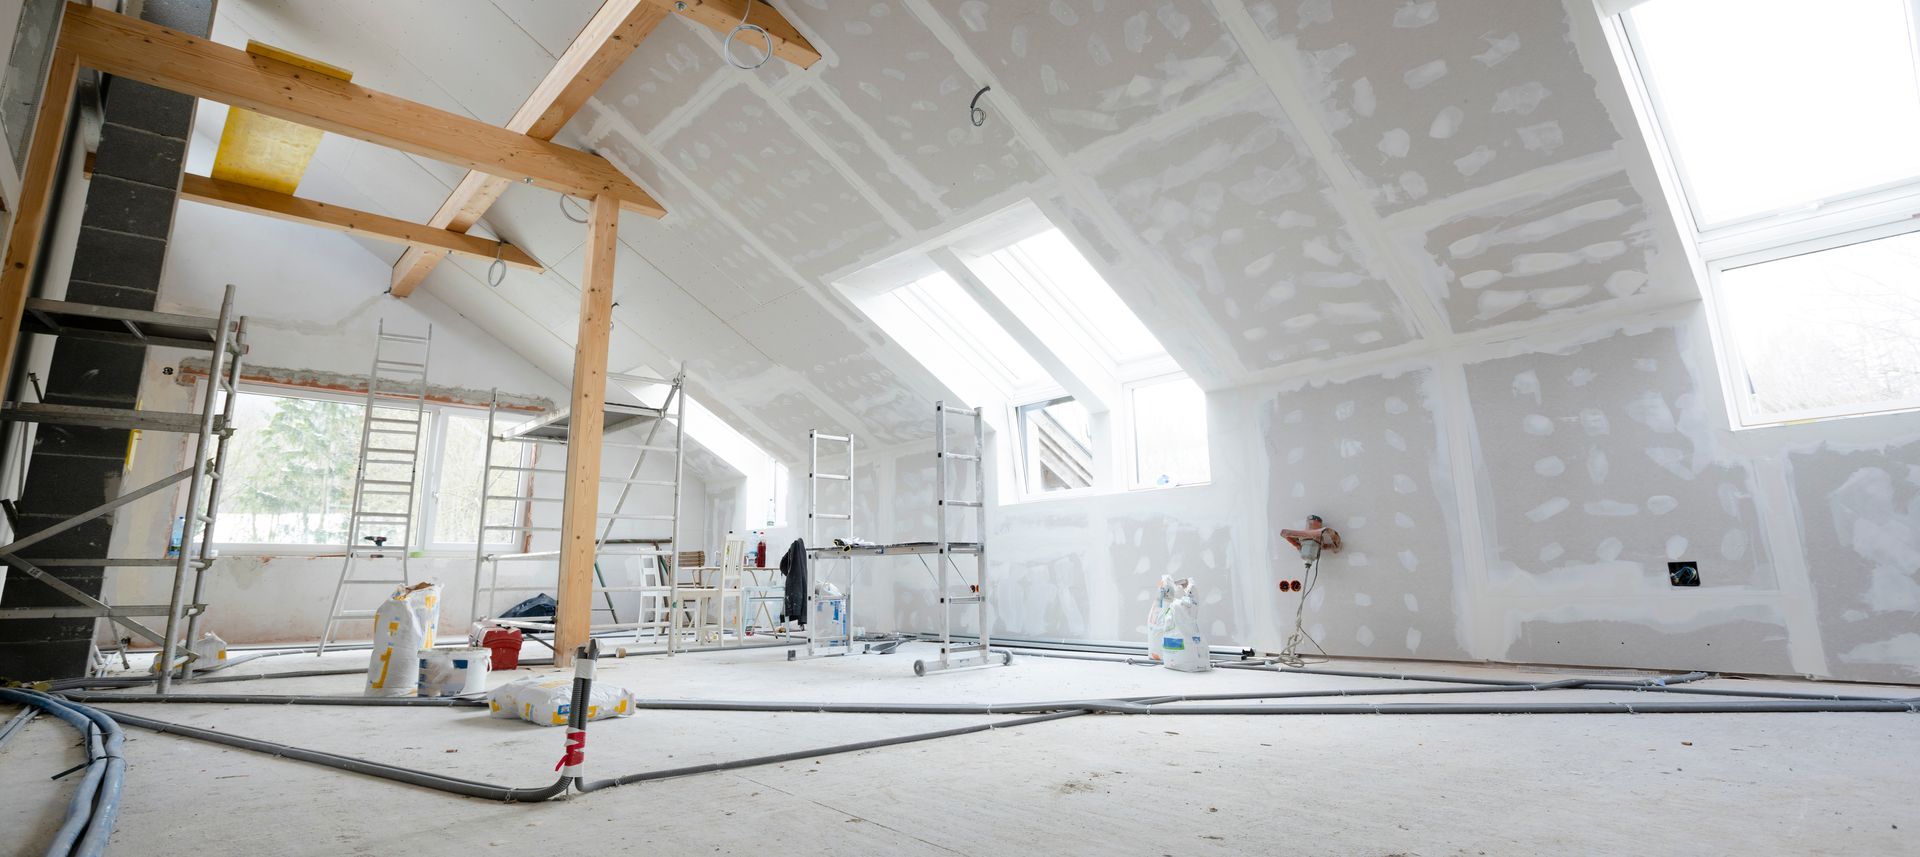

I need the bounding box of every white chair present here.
[715,536,747,645]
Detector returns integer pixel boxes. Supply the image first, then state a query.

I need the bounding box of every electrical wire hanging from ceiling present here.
[722,0,774,70]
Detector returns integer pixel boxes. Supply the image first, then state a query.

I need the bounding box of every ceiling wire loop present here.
[969,85,991,127]
[559,193,590,224]
[724,0,774,70]
[487,242,507,288]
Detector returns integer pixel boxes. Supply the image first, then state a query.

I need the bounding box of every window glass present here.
[214,392,365,544]
[982,228,1167,365]
[894,272,1053,394]
[1630,0,1920,226]
[1718,228,1920,419]
[432,413,515,545]
[1017,397,1094,494]
[1131,377,1210,487]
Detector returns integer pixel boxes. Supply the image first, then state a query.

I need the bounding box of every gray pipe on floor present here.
[0,687,126,857]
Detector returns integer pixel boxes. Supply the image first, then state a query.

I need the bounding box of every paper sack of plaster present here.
[487,676,636,726]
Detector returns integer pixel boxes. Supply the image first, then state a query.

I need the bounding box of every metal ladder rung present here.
[937,405,978,417]
[375,359,425,369]
[490,465,564,474]
[370,427,418,435]
[366,447,417,455]
[939,452,980,461]
[361,489,412,497]
[939,500,983,508]
[360,479,413,486]
[942,643,988,654]
[355,512,412,519]
[811,473,849,481]
[369,416,420,425]
[487,494,554,503]
[813,433,851,443]
[811,512,851,520]
[943,595,984,604]
[379,332,430,344]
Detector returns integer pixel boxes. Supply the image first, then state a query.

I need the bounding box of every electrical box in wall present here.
[1669,561,1700,587]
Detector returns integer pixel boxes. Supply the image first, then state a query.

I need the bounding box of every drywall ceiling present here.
[199,0,1692,460]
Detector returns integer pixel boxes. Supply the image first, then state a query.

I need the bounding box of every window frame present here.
[207,383,524,554]
[1612,0,1920,428]
[1013,394,1097,500]
[1122,372,1213,492]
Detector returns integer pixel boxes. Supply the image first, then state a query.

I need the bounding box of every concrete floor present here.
[3,642,1916,856]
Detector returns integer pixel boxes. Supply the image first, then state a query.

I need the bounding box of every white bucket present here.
[418,647,491,697]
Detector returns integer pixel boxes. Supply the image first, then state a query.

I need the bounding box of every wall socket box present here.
[1668,561,1700,587]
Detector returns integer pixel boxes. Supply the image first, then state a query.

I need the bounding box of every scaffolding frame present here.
[793,429,854,659]
[0,285,247,692]
[470,369,689,649]
[803,401,1009,675]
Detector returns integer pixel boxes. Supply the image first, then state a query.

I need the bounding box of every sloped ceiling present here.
[203,0,1692,461]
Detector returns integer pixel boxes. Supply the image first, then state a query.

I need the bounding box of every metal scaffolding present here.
[0,285,247,691]
[470,370,687,649]
[803,401,1009,675]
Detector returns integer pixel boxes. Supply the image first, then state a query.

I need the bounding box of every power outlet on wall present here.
[1668,561,1701,587]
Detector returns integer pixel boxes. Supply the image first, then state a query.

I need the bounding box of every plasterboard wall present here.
[864,303,1920,682]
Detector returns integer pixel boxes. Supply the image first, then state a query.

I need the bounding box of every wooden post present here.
[0,47,80,394]
[554,193,619,666]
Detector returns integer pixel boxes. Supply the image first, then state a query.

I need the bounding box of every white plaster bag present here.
[486,676,635,726]
[1148,576,1210,673]
[364,581,442,697]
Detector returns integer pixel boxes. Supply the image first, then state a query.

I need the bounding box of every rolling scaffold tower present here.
[804,401,1009,675]
[0,285,247,692]
[470,369,686,649]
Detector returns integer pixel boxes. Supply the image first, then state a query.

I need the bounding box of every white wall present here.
[864,303,1920,683]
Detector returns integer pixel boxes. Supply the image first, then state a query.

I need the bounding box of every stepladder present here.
[319,321,431,654]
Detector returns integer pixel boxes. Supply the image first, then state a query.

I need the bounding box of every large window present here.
[846,205,1211,499]
[1129,376,1210,488]
[1620,0,1920,425]
[213,388,519,549]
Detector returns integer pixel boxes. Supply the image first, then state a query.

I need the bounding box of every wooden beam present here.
[554,193,620,666]
[57,4,665,217]
[0,47,80,396]
[645,0,821,69]
[389,0,670,297]
[178,173,543,272]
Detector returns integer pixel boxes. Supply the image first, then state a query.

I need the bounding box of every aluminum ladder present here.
[796,429,854,659]
[318,322,431,654]
[915,401,1005,675]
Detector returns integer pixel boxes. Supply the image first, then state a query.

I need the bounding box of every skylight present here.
[1628,0,1920,227]
[969,228,1169,369]
[865,271,1056,401]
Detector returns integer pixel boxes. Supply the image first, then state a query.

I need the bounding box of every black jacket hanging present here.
[779,538,808,625]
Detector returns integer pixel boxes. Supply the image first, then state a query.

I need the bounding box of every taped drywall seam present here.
[583,101,883,441]
[642,56,745,145]
[795,77,956,220]
[707,32,920,239]
[1736,436,1830,673]
[1431,353,1504,659]
[1376,150,1626,236]
[1209,0,1453,345]
[1062,75,1268,174]
[899,0,1250,383]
